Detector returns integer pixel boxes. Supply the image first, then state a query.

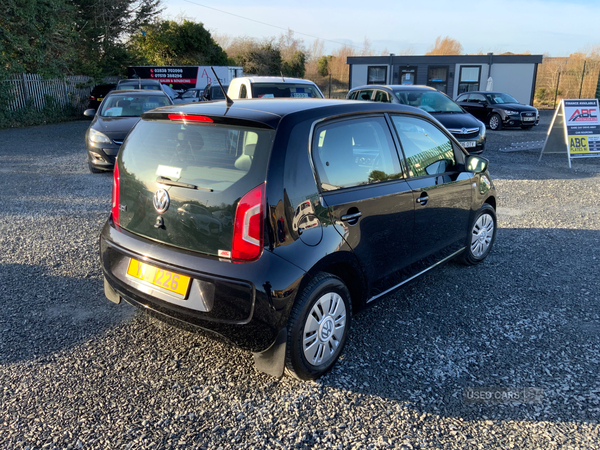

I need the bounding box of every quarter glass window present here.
[391,116,457,178]
[313,117,402,191]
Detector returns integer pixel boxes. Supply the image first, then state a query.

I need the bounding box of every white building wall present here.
[351,65,371,87]
[489,64,536,105]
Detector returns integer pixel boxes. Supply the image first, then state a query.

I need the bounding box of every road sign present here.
[539,99,600,167]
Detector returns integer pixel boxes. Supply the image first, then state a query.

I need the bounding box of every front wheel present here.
[285,273,351,380]
[460,204,497,265]
[488,113,502,131]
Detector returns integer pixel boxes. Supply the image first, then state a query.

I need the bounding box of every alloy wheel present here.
[471,213,495,258]
[302,292,347,366]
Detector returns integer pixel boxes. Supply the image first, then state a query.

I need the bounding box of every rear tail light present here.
[168,114,213,123]
[111,161,120,226]
[232,183,265,261]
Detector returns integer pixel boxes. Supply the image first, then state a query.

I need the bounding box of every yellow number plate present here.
[127,259,190,297]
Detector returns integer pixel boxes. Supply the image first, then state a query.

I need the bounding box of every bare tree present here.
[278,29,305,62]
[397,45,415,56]
[212,32,233,51]
[305,39,325,79]
[425,36,463,55]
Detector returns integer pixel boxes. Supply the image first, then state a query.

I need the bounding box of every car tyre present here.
[460,204,497,265]
[488,113,502,131]
[88,161,105,174]
[285,273,351,380]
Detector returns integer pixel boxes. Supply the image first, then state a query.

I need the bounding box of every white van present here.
[227,76,324,100]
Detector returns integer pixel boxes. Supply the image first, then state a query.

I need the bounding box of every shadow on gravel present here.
[490,157,600,181]
[318,226,600,423]
[0,262,135,365]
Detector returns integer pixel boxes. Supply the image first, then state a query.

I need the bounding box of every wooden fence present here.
[1,74,122,112]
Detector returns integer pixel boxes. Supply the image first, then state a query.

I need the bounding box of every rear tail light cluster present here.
[168,114,213,123]
[232,183,265,261]
[111,161,120,226]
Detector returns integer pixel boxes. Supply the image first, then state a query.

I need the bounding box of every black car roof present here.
[118,78,161,84]
[142,98,430,129]
[107,90,169,97]
[349,85,437,93]
[461,91,510,96]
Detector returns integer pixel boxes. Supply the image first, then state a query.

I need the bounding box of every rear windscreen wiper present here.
[156,176,213,192]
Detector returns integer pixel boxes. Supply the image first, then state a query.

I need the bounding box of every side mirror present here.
[83,108,95,117]
[466,155,489,173]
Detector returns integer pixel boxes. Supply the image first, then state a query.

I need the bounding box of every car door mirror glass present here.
[466,155,488,173]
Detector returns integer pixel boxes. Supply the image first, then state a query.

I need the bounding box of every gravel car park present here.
[1,112,599,448]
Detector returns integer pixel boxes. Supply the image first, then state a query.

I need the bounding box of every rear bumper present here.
[99,220,306,352]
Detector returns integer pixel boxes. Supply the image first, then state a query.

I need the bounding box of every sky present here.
[163,0,600,57]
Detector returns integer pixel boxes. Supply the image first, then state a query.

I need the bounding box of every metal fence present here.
[1,74,122,112]
[534,57,600,109]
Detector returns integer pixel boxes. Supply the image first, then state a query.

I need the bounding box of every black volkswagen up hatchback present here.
[100,99,497,380]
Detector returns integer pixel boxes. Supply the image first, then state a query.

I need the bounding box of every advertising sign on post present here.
[540,99,600,167]
[127,66,239,92]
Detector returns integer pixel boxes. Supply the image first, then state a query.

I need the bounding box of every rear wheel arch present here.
[305,258,367,315]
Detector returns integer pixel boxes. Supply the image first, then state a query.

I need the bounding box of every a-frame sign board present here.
[539,99,600,168]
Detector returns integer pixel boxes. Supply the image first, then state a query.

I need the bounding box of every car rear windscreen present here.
[117,119,275,256]
[252,83,323,99]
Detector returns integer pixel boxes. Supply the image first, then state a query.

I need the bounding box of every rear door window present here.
[312,116,403,191]
[374,90,390,103]
[356,90,374,101]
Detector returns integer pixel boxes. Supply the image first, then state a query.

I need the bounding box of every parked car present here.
[455,91,539,130]
[83,90,173,173]
[347,85,486,153]
[86,83,116,112]
[172,88,204,104]
[160,84,178,101]
[227,76,324,99]
[100,98,497,380]
[201,83,229,101]
[115,78,164,92]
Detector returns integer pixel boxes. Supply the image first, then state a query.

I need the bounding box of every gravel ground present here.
[1,112,599,449]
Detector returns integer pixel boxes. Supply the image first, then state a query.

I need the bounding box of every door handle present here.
[416,195,429,206]
[341,212,362,222]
